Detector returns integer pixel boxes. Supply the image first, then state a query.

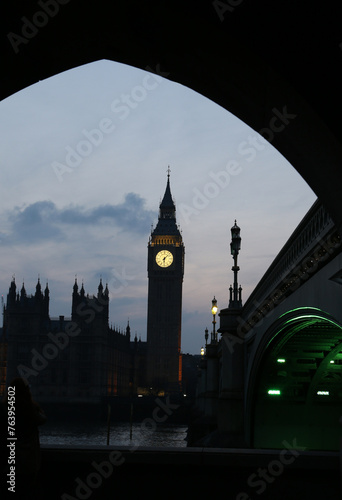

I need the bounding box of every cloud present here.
[59,193,154,230]
[9,200,63,242]
[5,193,155,244]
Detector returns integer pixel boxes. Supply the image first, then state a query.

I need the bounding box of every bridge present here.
[195,199,342,451]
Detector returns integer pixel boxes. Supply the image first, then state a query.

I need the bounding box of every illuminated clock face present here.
[156,250,173,268]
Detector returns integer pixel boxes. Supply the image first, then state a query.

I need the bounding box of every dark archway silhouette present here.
[2,1,342,230]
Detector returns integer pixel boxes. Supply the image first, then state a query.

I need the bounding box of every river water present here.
[40,421,188,447]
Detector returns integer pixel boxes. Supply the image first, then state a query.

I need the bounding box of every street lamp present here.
[230,220,241,257]
[230,220,242,308]
[211,296,218,342]
[205,327,209,347]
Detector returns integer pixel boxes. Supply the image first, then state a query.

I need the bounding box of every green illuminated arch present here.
[246,307,342,450]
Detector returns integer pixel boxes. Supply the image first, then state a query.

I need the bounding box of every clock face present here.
[156,250,173,268]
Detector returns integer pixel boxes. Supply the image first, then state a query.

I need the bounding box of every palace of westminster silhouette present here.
[0,172,195,406]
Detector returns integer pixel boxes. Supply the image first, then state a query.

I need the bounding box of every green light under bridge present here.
[277,358,286,363]
[268,389,281,395]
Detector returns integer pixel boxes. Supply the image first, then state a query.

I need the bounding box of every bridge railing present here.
[242,199,335,321]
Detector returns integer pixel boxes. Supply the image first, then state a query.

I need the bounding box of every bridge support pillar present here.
[218,307,246,446]
[195,357,207,414]
[204,343,219,418]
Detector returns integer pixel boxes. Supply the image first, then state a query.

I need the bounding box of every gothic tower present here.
[5,277,50,387]
[146,169,184,394]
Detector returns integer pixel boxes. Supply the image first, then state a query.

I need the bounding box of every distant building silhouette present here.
[3,278,137,404]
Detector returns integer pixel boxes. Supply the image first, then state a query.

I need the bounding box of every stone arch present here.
[2,2,342,230]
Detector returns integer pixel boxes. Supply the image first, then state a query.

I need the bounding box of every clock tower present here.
[146,169,184,394]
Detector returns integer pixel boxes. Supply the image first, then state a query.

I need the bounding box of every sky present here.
[0,59,317,353]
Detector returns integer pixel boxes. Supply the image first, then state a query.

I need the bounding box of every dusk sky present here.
[0,59,317,353]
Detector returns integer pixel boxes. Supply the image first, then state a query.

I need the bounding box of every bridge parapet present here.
[242,199,340,329]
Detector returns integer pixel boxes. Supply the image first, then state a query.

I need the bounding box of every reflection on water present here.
[40,421,188,447]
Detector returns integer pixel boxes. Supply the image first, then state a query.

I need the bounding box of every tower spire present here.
[159,167,175,215]
[150,169,182,240]
[98,277,103,294]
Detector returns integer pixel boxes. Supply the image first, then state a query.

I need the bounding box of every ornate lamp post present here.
[205,327,209,347]
[229,220,242,309]
[211,296,218,342]
[215,219,244,445]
